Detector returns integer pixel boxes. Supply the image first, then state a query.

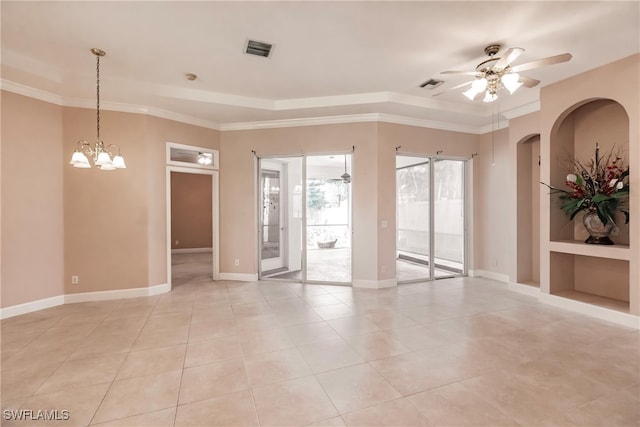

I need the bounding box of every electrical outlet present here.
[234,259,240,266]
[493,259,498,267]
[381,264,386,273]
[71,275,79,285]
[175,240,179,246]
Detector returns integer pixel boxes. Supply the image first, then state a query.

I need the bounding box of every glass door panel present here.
[306,154,352,283]
[259,157,303,279]
[396,156,431,282]
[433,159,465,277]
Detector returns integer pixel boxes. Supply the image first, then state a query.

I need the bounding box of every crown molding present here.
[501,101,541,119]
[221,113,487,134]
[3,78,527,134]
[1,79,221,130]
[0,79,63,105]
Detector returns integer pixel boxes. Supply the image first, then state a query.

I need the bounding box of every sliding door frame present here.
[257,152,353,285]
[396,152,469,283]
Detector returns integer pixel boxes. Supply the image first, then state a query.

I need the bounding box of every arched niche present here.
[549,98,630,243]
[516,133,540,286]
[548,98,630,304]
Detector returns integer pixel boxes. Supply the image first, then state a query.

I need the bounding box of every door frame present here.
[259,161,287,273]
[396,152,469,283]
[166,164,220,290]
[256,153,353,284]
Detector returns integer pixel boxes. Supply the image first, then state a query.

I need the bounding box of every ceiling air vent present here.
[245,39,273,58]
[420,79,444,89]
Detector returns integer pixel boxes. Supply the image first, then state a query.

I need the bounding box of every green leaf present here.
[591,194,612,203]
[610,190,629,199]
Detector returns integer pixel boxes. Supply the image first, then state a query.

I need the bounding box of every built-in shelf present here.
[549,240,630,260]
[553,289,629,313]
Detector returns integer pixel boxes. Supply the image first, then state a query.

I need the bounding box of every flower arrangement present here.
[543,143,630,226]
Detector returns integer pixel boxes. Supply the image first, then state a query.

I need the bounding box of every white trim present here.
[148,283,171,296]
[221,113,487,134]
[540,294,639,330]
[501,101,541,120]
[64,283,170,304]
[508,282,542,297]
[1,79,221,131]
[171,247,213,254]
[166,163,220,289]
[0,295,65,319]
[469,269,510,283]
[219,273,259,282]
[167,142,220,170]
[2,78,531,135]
[0,80,63,105]
[352,279,398,289]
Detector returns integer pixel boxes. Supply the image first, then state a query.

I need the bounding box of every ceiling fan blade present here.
[432,80,473,96]
[494,47,524,70]
[441,70,483,76]
[519,76,540,88]
[511,53,572,73]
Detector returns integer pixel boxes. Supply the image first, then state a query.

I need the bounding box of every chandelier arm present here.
[76,140,94,155]
[105,144,122,157]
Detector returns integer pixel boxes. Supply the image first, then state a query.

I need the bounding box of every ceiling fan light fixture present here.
[462,88,478,101]
[501,72,522,94]
[471,78,487,93]
[483,91,498,103]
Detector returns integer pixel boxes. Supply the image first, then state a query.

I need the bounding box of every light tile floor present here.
[1,259,638,426]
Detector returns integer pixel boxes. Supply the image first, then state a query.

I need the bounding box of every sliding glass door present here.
[306,155,352,283]
[258,154,352,284]
[396,155,466,283]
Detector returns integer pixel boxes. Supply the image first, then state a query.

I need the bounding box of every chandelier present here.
[69,48,126,170]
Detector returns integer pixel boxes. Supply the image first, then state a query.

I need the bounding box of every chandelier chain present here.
[96,54,100,141]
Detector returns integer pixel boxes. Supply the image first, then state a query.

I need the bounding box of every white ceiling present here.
[2,1,639,132]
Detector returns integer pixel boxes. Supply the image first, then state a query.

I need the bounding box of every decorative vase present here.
[582,210,615,245]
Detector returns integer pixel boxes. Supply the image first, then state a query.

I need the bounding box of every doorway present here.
[258,154,352,284]
[396,155,467,283]
[165,143,219,289]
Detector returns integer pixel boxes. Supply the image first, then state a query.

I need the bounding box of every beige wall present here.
[473,127,510,275]
[377,123,478,277]
[540,53,639,314]
[145,116,220,286]
[1,91,64,307]
[220,123,379,281]
[171,172,213,249]
[63,108,150,294]
[508,111,542,285]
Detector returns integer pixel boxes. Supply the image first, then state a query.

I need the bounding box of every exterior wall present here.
[1,91,64,308]
[171,172,213,249]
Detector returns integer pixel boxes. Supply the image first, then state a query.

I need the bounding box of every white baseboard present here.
[65,283,170,304]
[508,282,542,297]
[0,284,171,319]
[219,273,259,282]
[540,293,639,330]
[171,247,212,254]
[469,269,509,283]
[352,278,397,289]
[0,295,65,320]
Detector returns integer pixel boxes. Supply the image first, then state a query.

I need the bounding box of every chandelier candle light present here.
[69,48,126,170]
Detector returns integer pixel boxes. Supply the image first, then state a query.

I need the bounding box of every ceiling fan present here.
[434,44,572,102]
[329,155,351,184]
